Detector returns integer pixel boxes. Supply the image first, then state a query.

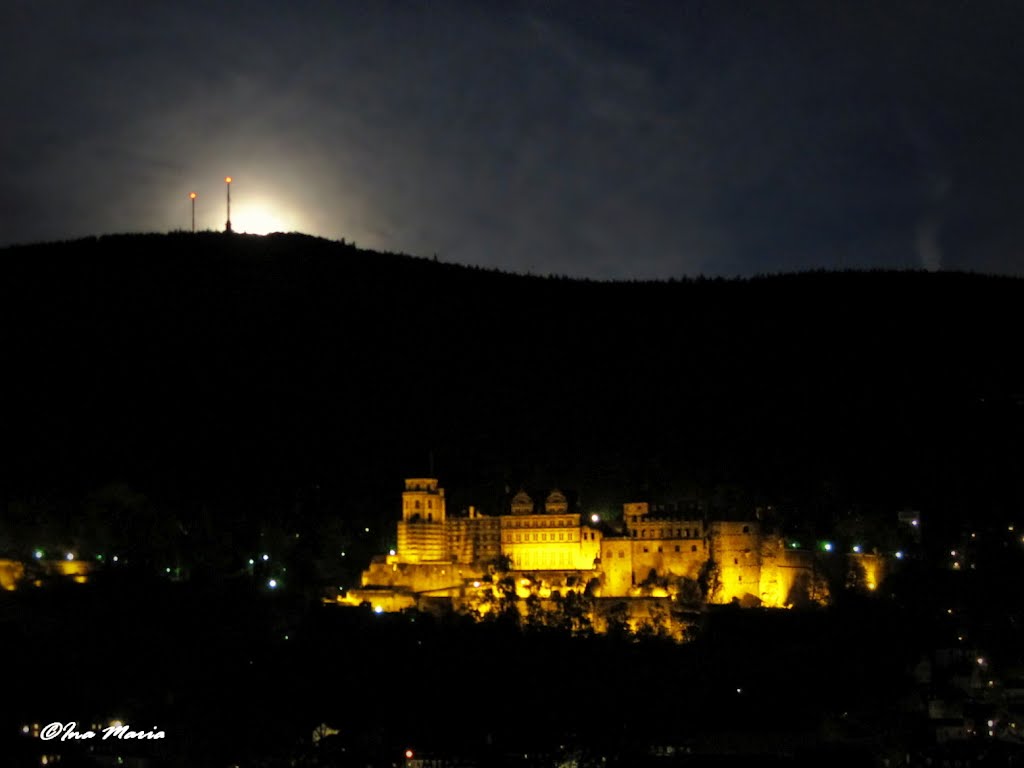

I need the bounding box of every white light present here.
[895,551,904,559]
[389,549,396,556]
[248,558,254,565]
[823,542,833,552]
[951,550,957,557]
[65,552,74,561]
[112,555,118,562]
[591,514,600,524]
[736,688,742,694]
[340,551,346,557]
[166,567,171,573]
[911,519,919,527]
[268,579,278,589]
[977,657,985,665]
[988,719,995,727]
[262,554,269,562]
[373,605,383,614]
[364,527,370,533]
[33,550,43,559]
[852,545,861,553]
[21,725,29,734]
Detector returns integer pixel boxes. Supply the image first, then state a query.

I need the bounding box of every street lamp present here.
[225,176,232,232]
[189,192,197,233]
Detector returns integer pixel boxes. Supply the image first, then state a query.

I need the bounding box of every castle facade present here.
[345,478,867,615]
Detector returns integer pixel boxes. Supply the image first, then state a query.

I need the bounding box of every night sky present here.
[3,1,1024,279]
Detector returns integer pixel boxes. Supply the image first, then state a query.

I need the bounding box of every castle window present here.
[618,550,624,558]
[427,513,433,521]
[742,526,749,533]
[643,547,649,553]
[607,550,613,559]
[559,533,565,541]
[415,500,421,510]
[657,546,663,553]
[733,558,738,564]
[691,545,697,552]
[674,545,680,552]
[428,500,433,509]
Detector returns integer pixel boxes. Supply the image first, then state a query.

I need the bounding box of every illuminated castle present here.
[346,478,881,618]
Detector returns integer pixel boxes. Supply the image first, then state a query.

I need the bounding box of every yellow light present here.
[225,176,232,183]
[405,749,414,759]
[189,192,197,199]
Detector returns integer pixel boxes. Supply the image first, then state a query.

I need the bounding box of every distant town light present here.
[405,749,414,759]
[165,567,171,574]
[364,527,370,533]
[951,550,957,557]
[591,514,600,524]
[911,519,919,527]
[248,558,255,565]
[977,657,986,665]
[112,555,118,562]
[473,581,481,588]
[852,545,861,553]
[389,549,396,556]
[33,550,43,559]
[268,579,278,589]
[895,551,904,559]
[373,605,383,614]
[340,551,346,557]
[822,542,833,552]
[261,554,269,562]
[1009,525,1015,532]
[65,552,74,561]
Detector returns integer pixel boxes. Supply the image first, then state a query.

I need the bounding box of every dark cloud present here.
[2,1,1023,278]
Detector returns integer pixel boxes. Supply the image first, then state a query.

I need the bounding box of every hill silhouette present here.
[4,232,1023,541]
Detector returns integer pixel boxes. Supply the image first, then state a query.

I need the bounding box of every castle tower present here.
[397,478,448,563]
[402,478,446,523]
[623,502,650,526]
